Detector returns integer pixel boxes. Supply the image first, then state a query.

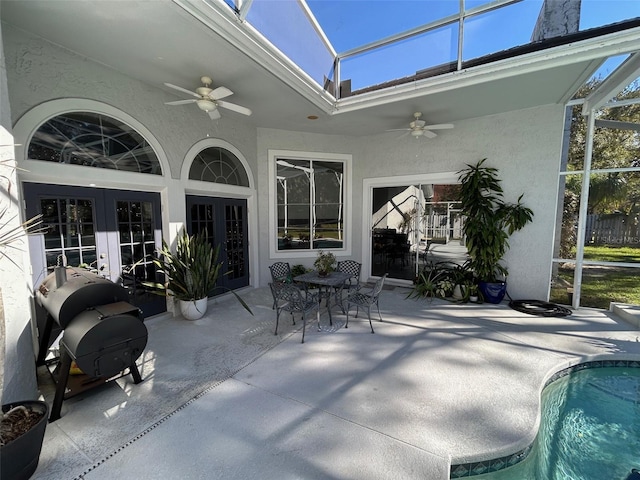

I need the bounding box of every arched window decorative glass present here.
[28,112,161,174]
[189,146,250,187]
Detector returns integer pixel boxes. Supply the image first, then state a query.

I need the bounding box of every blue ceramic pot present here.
[479,281,507,304]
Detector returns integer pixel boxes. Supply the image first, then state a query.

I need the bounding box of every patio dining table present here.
[293,270,352,326]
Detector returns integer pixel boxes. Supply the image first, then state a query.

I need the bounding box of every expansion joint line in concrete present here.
[73,328,301,480]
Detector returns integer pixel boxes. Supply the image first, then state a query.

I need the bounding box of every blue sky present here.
[239,0,640,91]
[304,0,640,89]
[307,0,640,54]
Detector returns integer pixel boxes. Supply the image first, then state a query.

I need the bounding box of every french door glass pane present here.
[40,197,97,270]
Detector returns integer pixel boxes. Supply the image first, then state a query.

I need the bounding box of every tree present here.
[562,78,640,254]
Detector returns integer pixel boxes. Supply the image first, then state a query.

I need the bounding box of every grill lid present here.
[37,267,130,328]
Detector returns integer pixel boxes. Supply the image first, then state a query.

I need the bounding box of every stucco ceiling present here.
[2,0,640,137]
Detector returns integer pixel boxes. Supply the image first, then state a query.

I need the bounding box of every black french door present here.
[23,183,166,318]
[186,196,249,292]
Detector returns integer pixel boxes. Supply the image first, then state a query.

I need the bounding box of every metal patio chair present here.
[345,273,388,334]
[334,260,362,309]
[269,262,292,309]
[272,282,320,343]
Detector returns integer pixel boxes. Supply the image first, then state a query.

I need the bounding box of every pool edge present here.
[448,355,640,478]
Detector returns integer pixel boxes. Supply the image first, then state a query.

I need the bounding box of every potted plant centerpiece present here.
[314,250,336,277]
[151,229,252,320]
[458,159,533,304]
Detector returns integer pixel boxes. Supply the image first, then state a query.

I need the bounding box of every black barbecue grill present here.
[36,266,148,422]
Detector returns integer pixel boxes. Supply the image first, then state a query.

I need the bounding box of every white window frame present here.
[362,171,460,285]
[268,149,352,258]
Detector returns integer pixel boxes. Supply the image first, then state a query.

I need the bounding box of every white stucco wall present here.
[3,24,258,181]
[258,104,565,300]
[0,25,262,392]
[3,24,260,255]
[4,23,565,307]
[0,19,38,403]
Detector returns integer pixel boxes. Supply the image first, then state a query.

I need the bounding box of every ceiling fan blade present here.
[423,123,454,130]
[217,100,252,116]
[208,109,221,120]
[386,128,411,132]
[165,99,197,106]
[164,82,200,98]
[209,86,233,101]
[422,130,438,139]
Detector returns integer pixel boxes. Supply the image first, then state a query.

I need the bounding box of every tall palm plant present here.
[458,158,533,284]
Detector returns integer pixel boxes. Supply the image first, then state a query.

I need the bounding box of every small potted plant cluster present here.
[314,250,336,277]
[408,261,475,303]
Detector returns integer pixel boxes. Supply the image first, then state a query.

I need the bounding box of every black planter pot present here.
[1,400,48,480]
[479,281,507,304]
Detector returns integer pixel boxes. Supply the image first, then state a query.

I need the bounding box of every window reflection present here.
[28,112,161,174]
[276,158,344,251]
[189,147,249,186]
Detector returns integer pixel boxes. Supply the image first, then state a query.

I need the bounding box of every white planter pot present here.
[179,297,208,320]
[452,284,464,300]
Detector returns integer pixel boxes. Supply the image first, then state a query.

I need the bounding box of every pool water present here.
[474,367,640,480]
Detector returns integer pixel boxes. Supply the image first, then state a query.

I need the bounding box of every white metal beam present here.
[582,51,640,115]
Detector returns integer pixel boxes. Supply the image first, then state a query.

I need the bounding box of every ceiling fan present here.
[164,76,252,120]
[387,112,454,138]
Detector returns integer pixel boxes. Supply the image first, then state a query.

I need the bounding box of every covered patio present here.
[31,287,640,480]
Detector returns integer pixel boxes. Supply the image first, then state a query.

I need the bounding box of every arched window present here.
[189,146,249,186]
[28,112,161,174]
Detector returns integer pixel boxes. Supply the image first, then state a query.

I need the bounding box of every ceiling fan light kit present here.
[164,75,251,120]
[196,99,216,112]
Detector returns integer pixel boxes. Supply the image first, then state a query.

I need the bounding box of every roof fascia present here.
[174,0,337,113]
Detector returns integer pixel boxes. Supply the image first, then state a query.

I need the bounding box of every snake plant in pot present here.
[458,159,533,304]
[150,229,252,320]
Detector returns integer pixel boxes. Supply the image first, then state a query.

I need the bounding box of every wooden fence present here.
[586,213,640,245]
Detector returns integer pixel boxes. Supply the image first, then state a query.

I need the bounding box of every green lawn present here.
[550,245,640,309]
[583,245,640,263]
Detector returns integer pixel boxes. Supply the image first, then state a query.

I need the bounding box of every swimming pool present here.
[468,364,640,480]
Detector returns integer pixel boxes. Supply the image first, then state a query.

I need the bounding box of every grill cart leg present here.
[36,314,55,367]
[129,361,143,384]
[49,348,72,422]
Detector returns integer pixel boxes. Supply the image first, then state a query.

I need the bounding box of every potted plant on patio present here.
[314,250,336,277]
[450,261,475,301]
[408,261,453,301]
[458,158,533,303]
[151,229,252,320]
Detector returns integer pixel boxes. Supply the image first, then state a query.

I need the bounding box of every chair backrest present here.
[273,282,308,311]
[269,262,292,283]
[371,273,388,300]
[337,260,361,279]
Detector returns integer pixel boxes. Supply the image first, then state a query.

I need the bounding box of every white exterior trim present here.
[268,149,352,259]
[13,98,171,181]
[180,138,256,190]
[182,138,259,288]
[362,171,460,285]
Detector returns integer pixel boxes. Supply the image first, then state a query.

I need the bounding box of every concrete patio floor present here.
[31,285,640,480]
